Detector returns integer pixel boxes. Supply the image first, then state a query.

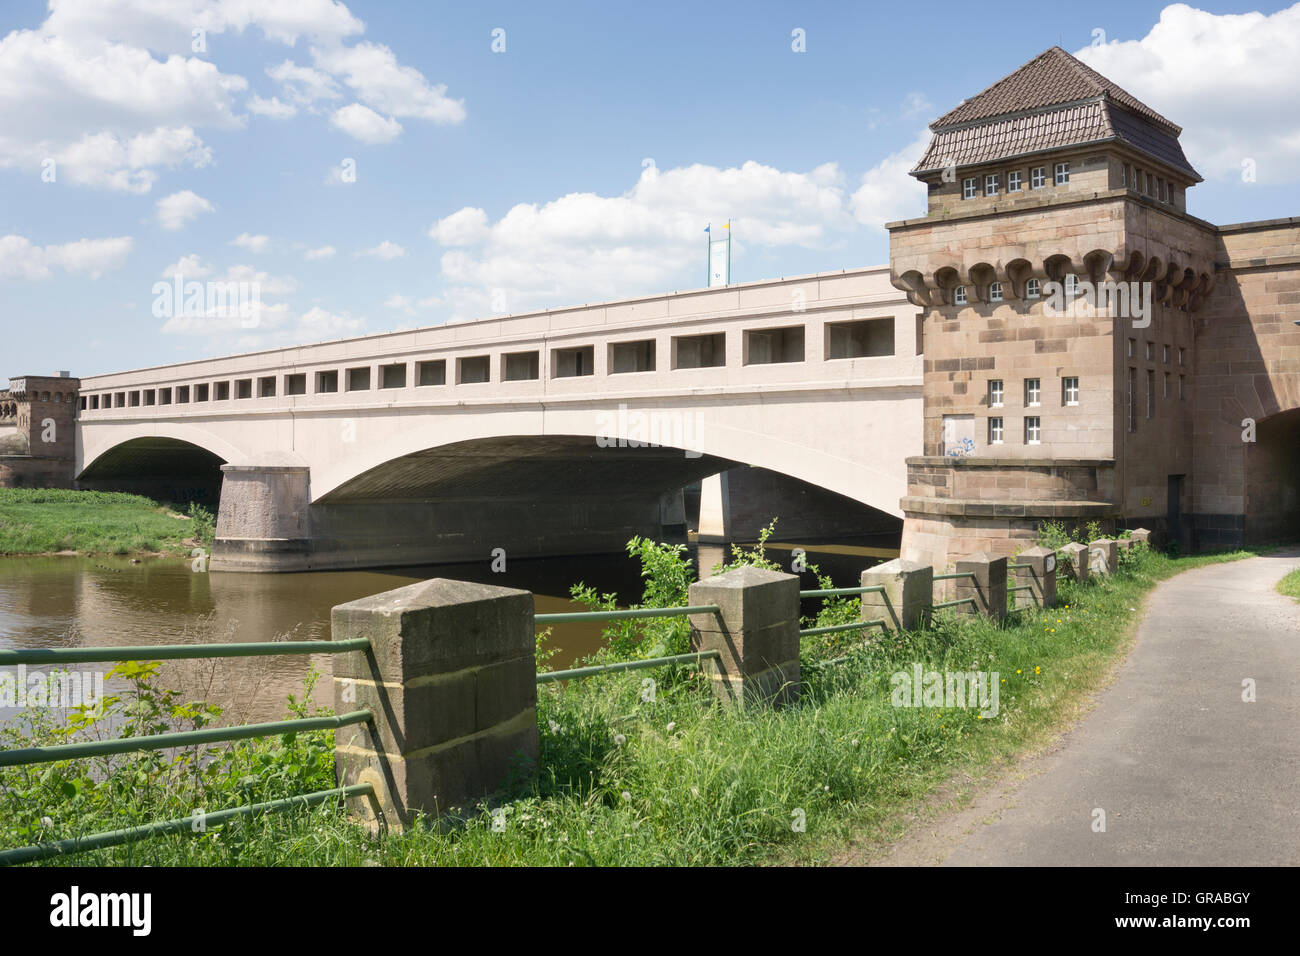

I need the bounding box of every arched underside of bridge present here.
[1243,407,1300,545]
[76,436,225,509]
[296,435,900,572]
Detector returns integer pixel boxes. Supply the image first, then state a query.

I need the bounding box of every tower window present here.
[1055,162,1070,185]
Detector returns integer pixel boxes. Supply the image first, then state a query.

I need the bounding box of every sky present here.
[2,0,1299,377]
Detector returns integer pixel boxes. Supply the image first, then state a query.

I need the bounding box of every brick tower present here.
[889,46,1227,566]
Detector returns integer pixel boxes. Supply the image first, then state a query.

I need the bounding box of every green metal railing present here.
[534,604,719,625]
[933,597,978,611]
[932,571,976,581]
[0,784,375,867]
[537,650,721,684]
[799,619,886,638]
[798,585,885,598]
[0,638,373,866]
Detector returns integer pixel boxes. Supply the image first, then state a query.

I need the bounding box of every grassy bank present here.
[0,488,213,556]
[0,542,1254,866]
[1278,567,1300,602]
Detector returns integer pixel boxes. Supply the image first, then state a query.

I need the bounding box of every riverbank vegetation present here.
[0,488,213,556]
[0,531,1256,866]
[1278,567,1300,603]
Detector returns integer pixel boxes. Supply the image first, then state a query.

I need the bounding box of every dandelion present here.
[621,791,631,801]
[548,720,561,733]
[666,722,676,733]
[614,733,626,747]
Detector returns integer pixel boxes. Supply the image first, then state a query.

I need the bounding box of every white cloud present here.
[311,41,465,124]
[246,94,296,119]
[426,159,865,320]
[900,92,933,117]
[231,232,270,252]
[385,293,417,315]
[0,234,133,280]
[330,103,402,143]
[267,60,342,109]
[849,131,931,230]
[156,189,215,229]
[1075,3,1300,182]
[358,240,406,259]
[160,253,213,278]
[304,245,337,260]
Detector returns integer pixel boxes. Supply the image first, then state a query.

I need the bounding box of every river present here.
[0,535,898,725]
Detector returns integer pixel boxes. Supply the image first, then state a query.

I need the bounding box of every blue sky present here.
[3,0,1299,376]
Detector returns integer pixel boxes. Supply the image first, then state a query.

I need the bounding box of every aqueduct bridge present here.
[75,267,922,571]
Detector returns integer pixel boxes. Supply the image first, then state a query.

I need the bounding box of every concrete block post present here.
[331,579,538,831]
[860,559,932,632]
[688,566,800,707]
[1014,546,1057,609]
[1089,539,1118,575]
[955,552,1007,621]
[1061,542,1089,584]
[1131,528,1153,548]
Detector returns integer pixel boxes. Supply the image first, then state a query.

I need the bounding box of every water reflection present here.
[0,535,898,724]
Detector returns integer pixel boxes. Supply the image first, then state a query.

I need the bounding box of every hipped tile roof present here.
[912,46,1200,181]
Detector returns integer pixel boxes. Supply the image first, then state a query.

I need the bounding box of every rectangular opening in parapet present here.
[744,326,805,365]
[609,339,655,373]
[285,373,307,396]
[143,389,156,406]
[672,332,725,369]
[503,351,540,381]
[380,363,407,389]
[457,355,490,384]
[258,376,277,398]
[157,388,171,405]
[176,386,189,404]
[195,384,210,402]
[316,370,338,393]
[215,382,230,401]
[417,360,446,386]
[826,317,895,359]
[346,367,371,391]
[236,379,252,399]
[552,345,595,378]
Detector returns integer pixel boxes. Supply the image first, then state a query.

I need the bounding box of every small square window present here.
[1026,278,1041,299]
[1007,170,1022,192]
[1025,378,1041,406]
[1025,416,1041,444]
[953,286,967,305]
[985,173,999,197]
[988,417,1004,444]
[316,370,338,393]
[195,384,209,402]
[989,281,1003,302]
[962,177,977,200]
[380,363,407,389]
[1055,162,1070,185]
[258,376,276,398]
[1062,376,1079,405]
[417,360,446,386]
[285,373,307,396]
[346,367,371,391]
[989,379,1004,407]
[1030,166,1046,189]
[215,382,230,401]
[235,379,252,400]
[1064,274,1079,297]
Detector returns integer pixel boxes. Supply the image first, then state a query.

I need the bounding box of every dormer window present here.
[1055,162,1070,185]
[954,287,967,305]
[985,174,999,196]
[989,282,1003,302]
[1007,170,1022,192]
[962,177,977,199]
[1030,166,1046,189]
[1026,278,1041,299]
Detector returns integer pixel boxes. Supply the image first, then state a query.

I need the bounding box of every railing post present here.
[1014,547,1057,609]
[1061,542,1089,583]
[1089,539,1118,575]
[688,566,800,707]
[860,559,932,632]
[331,579,538,831]
[955,552,1007,621]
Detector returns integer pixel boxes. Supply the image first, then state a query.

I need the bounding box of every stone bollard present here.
[331,579,538,831]
[688,565,800,707]
[1131,528,1153,548]
[955,552,1007,621]
[1089,539,1118,575]
[1014,546,1057,609]
[1061,542,1089,584]
[860,559,932,632]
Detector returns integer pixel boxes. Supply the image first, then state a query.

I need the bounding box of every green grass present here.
[0,488,213,555]
[0,544,1257,867]
[1278,567,1300,603]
